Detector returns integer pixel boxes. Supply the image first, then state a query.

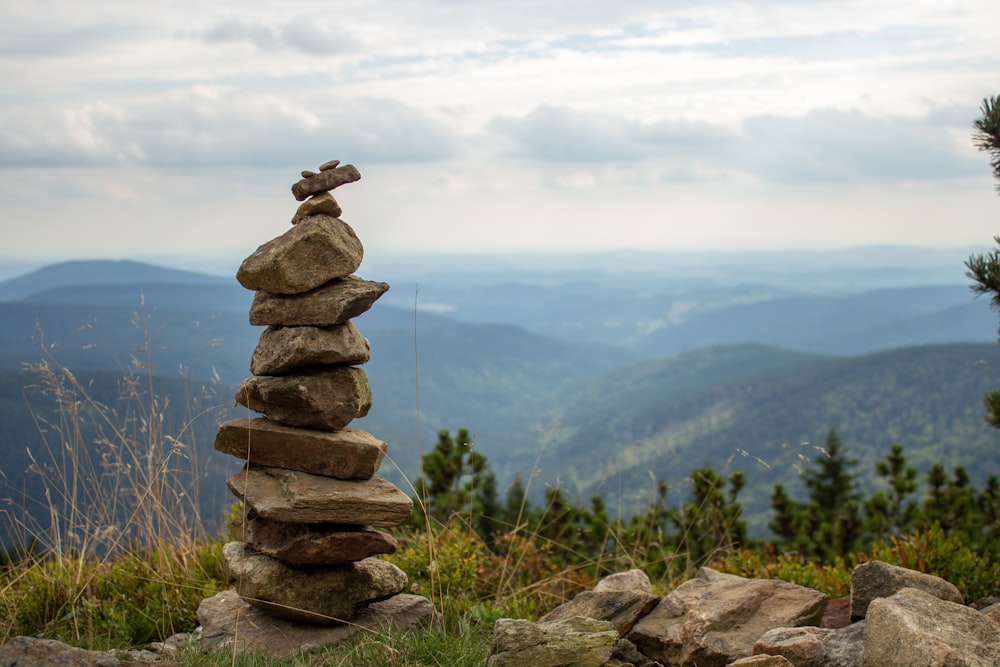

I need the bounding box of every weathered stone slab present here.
[250,322,370,375]
[627,568,827,667]
[291,163,361,201]
[234,367,371,431]
[223,542,407,624]
[594,568,654,594]
[0,636,119,667]
[539,590,659,636]
[214,418,386,479]
[292,191,342,224]
[862,587,1000,667]
[229,515,398,566]
[850,560,962,620]
[729,656,796,666]
[487,617,617,667]
[227,464,413,526]
[236,215,363,294]
[754,622,865,667]
[250,275,389,326]
[198,589,436,658]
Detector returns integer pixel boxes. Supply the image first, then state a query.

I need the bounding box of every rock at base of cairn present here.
[229,515,398,566]
[198,589,437,658]
[223,542,407,625]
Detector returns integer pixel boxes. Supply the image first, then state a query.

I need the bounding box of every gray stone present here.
[250,322,370,375]
[249,275,389,326]
[227,464,413,526]
[291,163,361,201]
[982,602,1000,630]
[594,568,654,594]
[229,515,398,566]
[236,215,363,294]
[223,542,407,624]
[862,587,1000,667]
[0,636,119,667]
[292,191,342,224]
[487,616,618,667]
[214,418,386,479]
[234,367,371,431]
[198,588,436,658]
[729,656,796,666]
[628,568,828,667]
[753,623,865,667]
[319,159,341,171]
[539,589,659,636]
[850,560,962,620]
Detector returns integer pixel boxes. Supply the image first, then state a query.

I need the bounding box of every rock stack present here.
[213,160,414,626]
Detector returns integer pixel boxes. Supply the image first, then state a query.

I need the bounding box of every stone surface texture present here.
[234,367,372,430]
[198,589,436,658]
[729,656,797,667]
[539,589,660,636]
[229,516,398,566]
[250,322,370,375]
[236,215,363,294]
[594,568,654,594]
[227,464,413,525]
[627,568,827,667]
[214,418,386,479]
[223,542,407,624]
[292,191,342,223]
[291,163,361,200]
[753,623,865,667]
[487,616,618,667]
[0,636,119,667]
[850,560,963,620]
[249,275,389,326]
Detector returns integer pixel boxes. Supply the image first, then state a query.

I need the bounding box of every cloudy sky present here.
[2,0,999,270]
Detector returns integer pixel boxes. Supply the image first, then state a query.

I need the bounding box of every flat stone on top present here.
[234,367,371,431]
[250,276,389,327]
[250,322,370,376]
[227,464,413,526]
[229,515,398,566]
[214,418,386,479]
[236,215,363,295]
[291,163,361,201]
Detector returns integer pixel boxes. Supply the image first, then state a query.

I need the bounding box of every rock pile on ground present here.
[196,160,435,655]
[487,560,1000,666]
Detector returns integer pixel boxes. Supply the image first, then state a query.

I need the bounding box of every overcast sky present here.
[2,0,1000,270]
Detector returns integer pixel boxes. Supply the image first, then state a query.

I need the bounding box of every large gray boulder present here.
[250,322,371,375]
[861,587,1000,667]
[234,367,371,430]
[627,568,827,667]
[223,542,407,624]
[214,418,386,479]
[487,616,618,667]
[198,588,436,658]
[249,275,389,326]
[850,560,962,620]
[229,516,398,566]
[227,464,413,526]
[237,214,363,294]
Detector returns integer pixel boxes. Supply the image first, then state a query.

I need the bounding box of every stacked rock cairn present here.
[213,160,414,625]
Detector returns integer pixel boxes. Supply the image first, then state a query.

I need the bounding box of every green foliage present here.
[972,94,1000,187]
[413,429,498,536]
[710,547,852,598]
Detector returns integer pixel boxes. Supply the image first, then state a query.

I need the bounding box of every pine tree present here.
[671,467,747,563]
[413,428,492,529]
[863,443,919,540]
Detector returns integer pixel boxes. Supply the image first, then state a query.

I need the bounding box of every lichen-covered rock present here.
[850,560,962,620]
[862,587,1000,667]
[214,418,386,479]
[230,516,398,566]
[237,215,363,294]
[250,322,370,375]
[227,464,413,526]
[0,636,119,667]
[249,275,389,326]
[234,367,371,431]
[223,542,407,624]
[627,568,827,667]
[487,616,617,667]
